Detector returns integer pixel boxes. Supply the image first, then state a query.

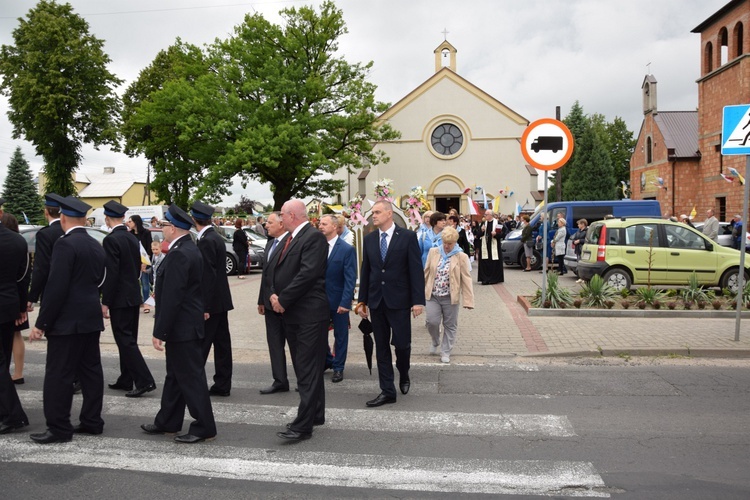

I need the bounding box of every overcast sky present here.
[0,0,728,207]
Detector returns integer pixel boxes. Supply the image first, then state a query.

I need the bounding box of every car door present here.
[621,223,667,283]
[663,225,717,285]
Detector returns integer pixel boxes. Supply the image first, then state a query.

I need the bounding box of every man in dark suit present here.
[30,196,106,444]
[191,201,234,397]
[257,211,291,394]
[101,200,156,397]
[140,205,216,444]
[0,205,30,434]
[318,214,356,383]
[357,200,425,407]
[270,200,329,441]
[26,193,65,310]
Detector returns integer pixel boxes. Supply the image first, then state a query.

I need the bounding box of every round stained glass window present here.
[431,123,464,156]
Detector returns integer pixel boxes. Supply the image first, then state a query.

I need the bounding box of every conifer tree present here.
[1,146,43,223]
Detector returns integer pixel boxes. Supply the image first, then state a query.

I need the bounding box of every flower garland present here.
[373,178,394,202]
[405,186,427,225]
[346,196,367,227]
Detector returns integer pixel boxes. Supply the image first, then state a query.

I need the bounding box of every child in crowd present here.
[150,241,165,299]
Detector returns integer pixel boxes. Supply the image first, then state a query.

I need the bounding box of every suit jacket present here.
[153,235,204,342]
[358,225,425,310]
[325,237,357,311]
[271,223,329,324]
[257,233,289,309]
[101,225,142,309]
[27,219,63,303]
[35,227,105,335]
[197,227,234,314]
[0,224,30,325]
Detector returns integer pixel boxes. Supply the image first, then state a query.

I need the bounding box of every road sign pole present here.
[541,175,549,305]
[735,156,750,341]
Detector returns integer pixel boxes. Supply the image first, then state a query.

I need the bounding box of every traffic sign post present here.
[721,105,749,341]
[521,118,574,306]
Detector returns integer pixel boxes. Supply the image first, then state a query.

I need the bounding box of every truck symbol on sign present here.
[531,136,563,153]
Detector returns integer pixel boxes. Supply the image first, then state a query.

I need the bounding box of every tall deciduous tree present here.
[605,117,636,198]
[124,1,398,210]
[0,1,122,196]
[562,119,617,200]
[1,146,43,223]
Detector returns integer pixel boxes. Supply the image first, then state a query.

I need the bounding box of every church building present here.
[336,40,540,216]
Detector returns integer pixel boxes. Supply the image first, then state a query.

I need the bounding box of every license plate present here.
[582,251,591,260]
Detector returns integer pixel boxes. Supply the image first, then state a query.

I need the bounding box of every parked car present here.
[149,227,262,275]
[20,225,109,256]
[577,217,750,292]
[693,221,750,248]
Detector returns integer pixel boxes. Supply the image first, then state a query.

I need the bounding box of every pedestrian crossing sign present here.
[722,104,750,155]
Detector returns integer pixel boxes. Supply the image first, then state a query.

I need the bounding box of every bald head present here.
[280,199,308,232]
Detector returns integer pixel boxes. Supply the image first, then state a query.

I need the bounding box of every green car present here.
[577,217,750,292]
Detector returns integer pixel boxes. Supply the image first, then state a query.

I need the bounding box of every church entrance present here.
[434,196,460,215]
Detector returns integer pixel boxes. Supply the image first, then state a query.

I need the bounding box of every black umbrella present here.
[358,318,374,375]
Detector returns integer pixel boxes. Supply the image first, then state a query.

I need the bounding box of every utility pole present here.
[555,106,562,203]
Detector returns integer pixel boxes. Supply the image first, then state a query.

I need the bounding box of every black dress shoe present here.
[12,377,24,385]
[399,378,410,395]
[30,430,71,444]
[0,420,28,434]
[286,419,324,429]
[366,393,397,407]
[174,433,214,444]
[108,382,132,391]
[209,387,231,397]
[259,386,289,395]
[140,423,175,435]
[331,371,343,383]
[73,424,103,435]
[276,429,312,441]
[125,383,156,398]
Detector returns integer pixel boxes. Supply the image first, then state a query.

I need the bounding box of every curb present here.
[523,348,750,358]
[517,294,750,318]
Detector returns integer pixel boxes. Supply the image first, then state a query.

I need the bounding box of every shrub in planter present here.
[667,302,676,310]
[604,300,614,309]
[573,299,582,309]
[697,301,706,310]
[652,300,661,310]
[621,300,630,309]
[683,301,693,310]
[637,301,646,310]
[712,300,723,310]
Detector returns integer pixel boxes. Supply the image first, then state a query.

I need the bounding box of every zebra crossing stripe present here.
[17,390,575,437]
[0,436,609,497]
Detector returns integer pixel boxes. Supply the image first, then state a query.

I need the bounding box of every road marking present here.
[0,436,608,497]
[17,391,575,437]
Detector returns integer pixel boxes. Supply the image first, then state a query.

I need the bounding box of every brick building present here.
[631,0,750,223]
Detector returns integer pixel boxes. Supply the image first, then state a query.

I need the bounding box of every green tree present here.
[0,1,122,197]
[562,119,617,200]
[1,146,43,223]
[550,101,587,201]
[127,1,399,210]
[605,117,636,198]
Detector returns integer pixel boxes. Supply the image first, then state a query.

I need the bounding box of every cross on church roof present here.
[442,28,449,41]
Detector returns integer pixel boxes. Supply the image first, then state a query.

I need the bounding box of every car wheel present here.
[719,267,749,294]
[226,254,237,276]
[603,268,632,291]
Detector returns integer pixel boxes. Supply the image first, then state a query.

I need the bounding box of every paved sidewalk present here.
[22,259,750,364]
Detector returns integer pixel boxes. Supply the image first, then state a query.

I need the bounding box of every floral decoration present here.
[405,186,427,225]
[373,178,394,202]
[346,196,367,227]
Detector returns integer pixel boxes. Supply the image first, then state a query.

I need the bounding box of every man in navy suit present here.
[357,200,425,407]
[141,205,216,444]
[26,193,65,309]
[30,196,106,443]
[271,200,329,441]
[318,214,356,383]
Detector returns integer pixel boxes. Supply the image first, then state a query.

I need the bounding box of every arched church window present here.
[720,27,729,65]
[735,22,744,58]
[430,123,464,156]
[646,136,652,164]
[705,41,713,73]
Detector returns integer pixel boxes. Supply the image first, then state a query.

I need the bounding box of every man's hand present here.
[15,312,27,327]
[270,293,285,314]
[412,305,424,318]
[26,302,34,312]
[257,304,265,315]
[337,306,350,314]
[30,327,44,342]
[204,312,210,321]
[355,302,368,319]
[102,305,110,319]
[152,337,164,351]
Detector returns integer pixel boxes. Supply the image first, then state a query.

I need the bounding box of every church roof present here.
[652,111,700,159]
[377,67,528,125]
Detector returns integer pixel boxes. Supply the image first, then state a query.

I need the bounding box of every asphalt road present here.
[2,351,749,499]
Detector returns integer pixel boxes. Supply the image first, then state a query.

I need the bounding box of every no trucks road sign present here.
[521,118,574,171]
